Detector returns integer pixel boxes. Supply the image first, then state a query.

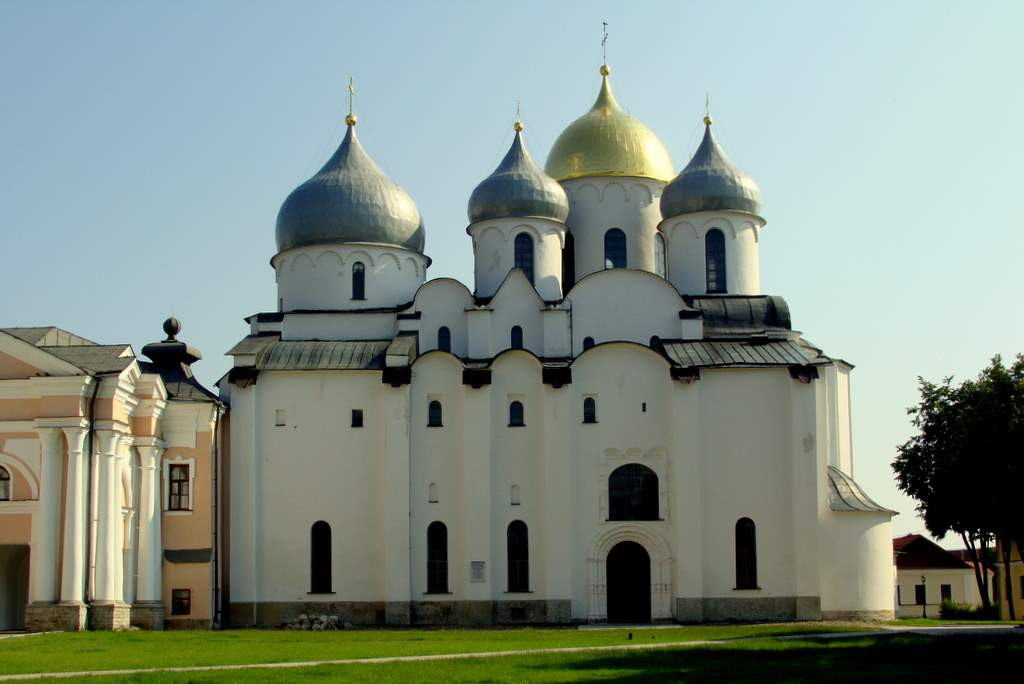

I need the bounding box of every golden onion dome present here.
[544,66,673,183]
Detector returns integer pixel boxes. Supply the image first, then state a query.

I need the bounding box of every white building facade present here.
[223,66,896,626]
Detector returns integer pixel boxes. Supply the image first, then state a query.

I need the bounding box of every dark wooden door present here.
[606,541,651,623]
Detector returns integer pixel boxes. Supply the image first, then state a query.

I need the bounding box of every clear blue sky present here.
[2,1,1022,546]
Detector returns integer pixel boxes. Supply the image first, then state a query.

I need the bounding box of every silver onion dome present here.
[276,123,425,254]
[468,125,569,224]
[660,120,763,219]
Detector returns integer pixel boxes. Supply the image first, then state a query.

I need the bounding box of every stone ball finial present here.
[163,317,181,341]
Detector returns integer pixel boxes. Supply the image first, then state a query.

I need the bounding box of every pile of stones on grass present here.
[282,613,353,630]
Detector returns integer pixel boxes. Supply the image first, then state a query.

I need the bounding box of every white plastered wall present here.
[413,279,475,357]
[562,178,665,280]
[229,371,396,603]
[566,270,684,355]
[468,218,566,301]
[274,244,428,311]
[661,212,763,296]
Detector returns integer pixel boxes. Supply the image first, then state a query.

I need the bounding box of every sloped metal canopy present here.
[827,465,896,514]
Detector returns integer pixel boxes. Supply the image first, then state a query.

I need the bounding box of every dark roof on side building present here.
[893,534,972,569]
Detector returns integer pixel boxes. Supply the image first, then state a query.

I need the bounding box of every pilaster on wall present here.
[380,386,411,625]
[789,375,822,608]
[59,425,88,604]
[93,429,124,605]
[460,383,492,602]
[28,427,63,604]
[135,439,165,606]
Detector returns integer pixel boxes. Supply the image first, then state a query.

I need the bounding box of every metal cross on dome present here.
[602,21,608,65]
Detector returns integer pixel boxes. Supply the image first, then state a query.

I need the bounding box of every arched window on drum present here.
[604,228,627,269]
[654,233,666,277]
[705,229,726,293]
[514,233,535,284]
[351,262,366,300]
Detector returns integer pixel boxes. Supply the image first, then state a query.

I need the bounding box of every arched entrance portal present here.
[606,541,651,623]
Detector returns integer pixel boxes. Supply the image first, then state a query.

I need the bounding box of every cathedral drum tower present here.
[545,64,674,284]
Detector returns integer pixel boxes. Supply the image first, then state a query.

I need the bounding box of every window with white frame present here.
[168,464,190,511]
[0,466,10,500]
[163,458,195,513]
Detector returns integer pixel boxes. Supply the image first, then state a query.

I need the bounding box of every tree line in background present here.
[893,355,1024,620]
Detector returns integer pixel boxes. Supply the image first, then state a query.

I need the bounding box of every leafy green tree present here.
[965,356,1024,620]
[893,375,995,611]
[893,355,1024,617]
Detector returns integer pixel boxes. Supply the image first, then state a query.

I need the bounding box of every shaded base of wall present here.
[165,617,213,630]
[24,602,88,632]
[675,596,822,622]
[88,602,131,631]
[822,609,894,622]
[131,601,165,630]
[228,600,573,627]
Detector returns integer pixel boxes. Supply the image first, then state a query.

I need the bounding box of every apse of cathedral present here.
[0,62,896,631]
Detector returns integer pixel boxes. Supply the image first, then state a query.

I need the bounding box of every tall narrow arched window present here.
[583,336,595,350]
[735,517,758,589]
[510,484,521,505]
[310,521,332,593]
[427,400,443,427]
[604,228,627,268]
[507,521,529,592]
[352,262,365,300]
[705,229,726,293]
[510,325,523,350]
[514,233,535,284]
[437,326,451,352]
[654,233,666,277]
[509,401,525,427]
[0,466,10,500]
[427,521,448,593]
[583,397,597,424]
[608,464,659,521]
[428,482,438,503]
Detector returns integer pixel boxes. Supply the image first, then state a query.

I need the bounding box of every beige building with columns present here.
[0,321,223,631]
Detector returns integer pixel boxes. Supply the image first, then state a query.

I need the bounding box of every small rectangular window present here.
[940,584,952,602]
[914,584,925,605]
[171,588,191,616]
[351,409,363,428]
[275,409,286,426]
[168,464,190,511]
[471,561,486,582]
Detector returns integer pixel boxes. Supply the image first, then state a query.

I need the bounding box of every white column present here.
[93,430,122,603]
[59,427,88,603]
[135,443,164,603]
[29,428,63,603]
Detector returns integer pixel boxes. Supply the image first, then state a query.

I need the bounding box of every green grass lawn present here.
[15,633,1024,683]
[888,617,1023,626]
[0,624,862,676]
